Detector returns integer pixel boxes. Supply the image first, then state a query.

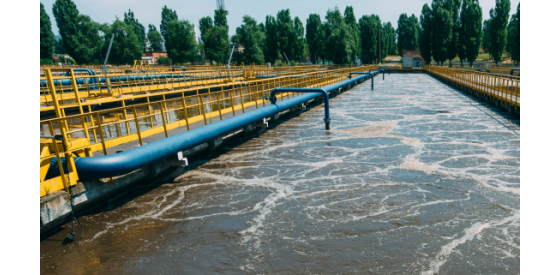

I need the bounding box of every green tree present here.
[482,19,491,57]
[358,15,378,64]
[40,3,55,61]
[431,0,453,65]
[419,4,432,65]
[54,39,66,54]
[165,19,198,64]
[264,15,279,63]
[293,16,306,61]
[507,3,520,64]
[488,0,510,64]
[444,0,461,66]
[318,23,330,63]
[102,19,143,65]
[306,14,322,64]
[199,8,230,64]
[52,0,105,64]
[397,14,408,56]
[324,7,352,64]
[344,6,360,61]
[409,15,420,51]
[160,5,178,52]
[157,56,172,65]
[461,0,483,66]
[457,0,468,65]
[381,22,394,61]
[277,9,295,61]
[52,0,79,58]
[147,24,164,51]
[385,22,397,55]
[233,15,265,65]
[124,9,146,51]
[397,13,420,56]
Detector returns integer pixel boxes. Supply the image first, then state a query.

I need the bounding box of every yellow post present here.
[132,106,143,146]
[198,95,208,125]
[181,98,190,131]
[217,92,223,120]
[45,69,63,119]
[51,137,71,195]
[95,113,108,155]
[229,91,236,116]
[159,102,169,138]
[239,88,246,113]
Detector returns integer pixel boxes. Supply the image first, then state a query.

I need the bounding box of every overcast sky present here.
[41,0,520,37]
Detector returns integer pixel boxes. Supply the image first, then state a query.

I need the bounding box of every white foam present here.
[421,211,519,274]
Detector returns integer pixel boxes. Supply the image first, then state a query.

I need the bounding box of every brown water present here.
[40,74,520,274]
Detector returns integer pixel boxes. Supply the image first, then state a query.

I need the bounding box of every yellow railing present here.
[40,64,328,76]
[39,66,362,116]
[40,68,247,111]
[40,66,377,196]
[40,66,333,108]
[427,66,520,108]
[40,136,80,197]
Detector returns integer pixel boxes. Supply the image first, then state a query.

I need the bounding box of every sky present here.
[41,0,520,37]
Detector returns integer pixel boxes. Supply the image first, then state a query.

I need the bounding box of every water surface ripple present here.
[41,74,520,274]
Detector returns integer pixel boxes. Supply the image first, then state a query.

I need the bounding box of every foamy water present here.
[41,74,520,274]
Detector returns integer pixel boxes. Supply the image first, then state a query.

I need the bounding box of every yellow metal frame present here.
[40,66,378,197]
[427,66,520,108]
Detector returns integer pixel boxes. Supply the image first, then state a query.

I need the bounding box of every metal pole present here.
[103,34,115,95]
[283,52,291,66]
[227,44,235,80]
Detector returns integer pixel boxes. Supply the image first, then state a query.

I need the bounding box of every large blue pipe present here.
[73,73,372,180]
[40,72,240,87]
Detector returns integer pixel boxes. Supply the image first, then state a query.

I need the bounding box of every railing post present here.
[122,100,131,135]
[51,136,71,194]
[229,91,236,116]
[132,106,143,146]
[239,88,246,113]
[159,102,169,137]
[261,84,266,107]
[181,98,190,131]
[95,113,108,155]
[198,95,208,125]
[216,92,223,120]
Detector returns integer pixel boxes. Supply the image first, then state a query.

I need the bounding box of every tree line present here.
[398,0,520,66]
[40,1,398,65]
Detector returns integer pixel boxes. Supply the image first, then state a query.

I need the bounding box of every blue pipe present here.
[73,73,372,180]
[369,68,385,79]
[270,88,330,129]
[40,71,235,87]
[377,67,391,75]
[70,69,99,89]
[349,72,374,90]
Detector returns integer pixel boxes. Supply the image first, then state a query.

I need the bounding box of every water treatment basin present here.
[40,74,520,274]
